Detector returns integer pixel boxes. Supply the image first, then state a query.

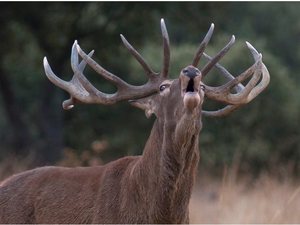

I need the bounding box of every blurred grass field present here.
[190,172,300,223]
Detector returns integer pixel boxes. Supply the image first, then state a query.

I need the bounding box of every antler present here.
[191,25,270,117]
[202,42,270,117]
[43,19,170,110]
[192,23,215,67]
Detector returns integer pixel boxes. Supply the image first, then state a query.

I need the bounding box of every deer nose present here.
[182,66,201,79]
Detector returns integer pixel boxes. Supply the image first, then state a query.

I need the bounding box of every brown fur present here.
[0,70,204,223]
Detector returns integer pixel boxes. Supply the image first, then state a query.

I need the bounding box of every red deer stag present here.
[0,19,269,223]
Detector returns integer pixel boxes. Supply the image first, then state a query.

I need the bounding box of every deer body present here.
[0,111,200,223]
[0,19,269,224]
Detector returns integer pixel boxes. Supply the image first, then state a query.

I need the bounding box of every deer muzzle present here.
[180,66,202,110]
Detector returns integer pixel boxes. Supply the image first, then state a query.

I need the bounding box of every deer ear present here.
[129,97,157,118]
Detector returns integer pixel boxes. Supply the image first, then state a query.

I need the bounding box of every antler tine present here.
[76,43,130,89]
[64,43,95,110]
[160,18,170,78]
[226,56,263,102]
[243,42,270,101]
[202,42,270,117]
[120,19,169,79]
[204,54,262,105]
[202,105,239,117]
[203,52,244,92]
[201,35,235,77]
[64,41,102,110]
[120,34,156,78]
[246,41,260,61]
[43,57,71,92]
[214,54,262,93]
[192,23,214,67]
[75,42,167,102]
[71,40,95,73]
[44,43,96,110]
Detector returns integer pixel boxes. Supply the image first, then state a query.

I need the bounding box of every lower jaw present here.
[183,92,201,111]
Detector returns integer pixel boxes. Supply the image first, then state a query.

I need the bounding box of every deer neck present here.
[139,112,201,222]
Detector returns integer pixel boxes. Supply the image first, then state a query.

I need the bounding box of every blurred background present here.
[0,2,299,223]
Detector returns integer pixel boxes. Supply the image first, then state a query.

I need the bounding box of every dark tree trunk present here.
[36,80,64,165]
[0,68,31,156]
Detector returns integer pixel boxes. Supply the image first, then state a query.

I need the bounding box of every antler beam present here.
[43,19,171,109]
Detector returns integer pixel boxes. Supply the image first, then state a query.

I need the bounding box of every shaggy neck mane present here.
[135,115,201,223]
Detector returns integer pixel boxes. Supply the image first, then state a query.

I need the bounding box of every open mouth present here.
[182,77,200,96]
[186,79,195,93]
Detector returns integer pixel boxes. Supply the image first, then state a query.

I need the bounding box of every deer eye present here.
[159,84,168,92]
[200,85,205,91]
